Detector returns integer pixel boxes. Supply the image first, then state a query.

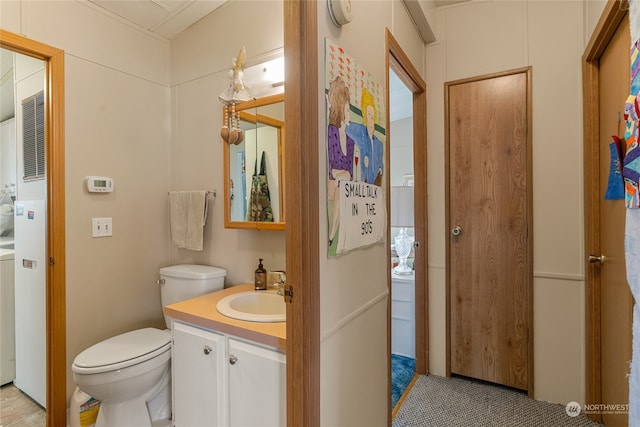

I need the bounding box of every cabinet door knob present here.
[229,355,238,365]
[203,345,212,355]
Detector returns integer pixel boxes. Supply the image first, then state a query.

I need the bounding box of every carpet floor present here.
[393,375,602,427]
[392,354,416,409]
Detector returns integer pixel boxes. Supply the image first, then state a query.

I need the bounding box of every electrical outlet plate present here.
[92,217,113,237]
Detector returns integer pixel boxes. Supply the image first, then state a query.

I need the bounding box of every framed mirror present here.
[224,93,285,230]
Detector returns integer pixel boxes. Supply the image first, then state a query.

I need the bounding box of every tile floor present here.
[0,384,45,427]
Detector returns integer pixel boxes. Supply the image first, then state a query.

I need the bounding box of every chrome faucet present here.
[269,271,286,296]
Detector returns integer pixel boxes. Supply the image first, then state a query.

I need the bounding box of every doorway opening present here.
[0,30,66,427]
[386,29,427,420]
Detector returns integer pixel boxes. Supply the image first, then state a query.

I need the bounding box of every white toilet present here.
[71,264,226,427]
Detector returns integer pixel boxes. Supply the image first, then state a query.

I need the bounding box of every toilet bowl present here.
[71,265,226,427]
[72,328,172,427]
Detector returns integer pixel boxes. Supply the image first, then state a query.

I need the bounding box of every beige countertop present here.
[163,284,286,352]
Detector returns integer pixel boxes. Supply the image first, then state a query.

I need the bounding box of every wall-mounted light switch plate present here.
[92,217,113,237]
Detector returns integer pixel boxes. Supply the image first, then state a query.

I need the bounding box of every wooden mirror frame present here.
[223,93,285,230]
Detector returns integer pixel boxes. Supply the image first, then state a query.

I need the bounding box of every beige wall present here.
[1,0,287,404]
[168,0,286,285]
[317,1,425,424]
[1,0,172,401]
[0,0,610,416]
[426,0,588,404]
[585,0,608,45]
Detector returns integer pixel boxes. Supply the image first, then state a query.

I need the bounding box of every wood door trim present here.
[0,30,66,427]
[284,1,320,426]
[582,1,628,421]
[444,66,534,396]
[385,29,428,424]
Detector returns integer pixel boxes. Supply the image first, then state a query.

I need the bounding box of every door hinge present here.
[284,285,294,303]
[49,257,55,267]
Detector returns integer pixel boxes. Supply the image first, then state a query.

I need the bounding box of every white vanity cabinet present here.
[228,338,286,426]
[391,273,415,358]
[172,321,226,426]
[172,321,286,427]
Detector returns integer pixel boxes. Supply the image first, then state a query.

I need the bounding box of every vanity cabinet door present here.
[172,322,226,427]
[228,338,286,427]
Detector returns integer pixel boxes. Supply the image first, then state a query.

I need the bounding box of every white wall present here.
[585,0,608,45]
[1,0,172,402]
[2,0,287,408]
[426,0,587,404]
[0,0,608,416]
[318,1,425,424]
[0,118,16,190]
[168,0,286,284]
[390,117,414,186]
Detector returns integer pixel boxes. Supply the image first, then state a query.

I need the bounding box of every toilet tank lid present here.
[160,264,227,280]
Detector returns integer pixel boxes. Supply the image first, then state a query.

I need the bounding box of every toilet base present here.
[93,364,171,427]
[95,396,157,427]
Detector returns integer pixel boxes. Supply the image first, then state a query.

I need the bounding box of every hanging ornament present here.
[219,47,251,145]
[221,105,230,141]
[228,103,239,145]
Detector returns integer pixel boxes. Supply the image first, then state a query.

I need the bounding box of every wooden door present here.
[446,68,532,391]
[594,14,633,427]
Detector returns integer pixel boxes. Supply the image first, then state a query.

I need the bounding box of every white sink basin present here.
[216,291,286,323]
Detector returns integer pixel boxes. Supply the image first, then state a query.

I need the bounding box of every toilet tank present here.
[159,264,226,328]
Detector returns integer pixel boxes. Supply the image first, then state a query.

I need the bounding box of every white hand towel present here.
[169,190,208,251]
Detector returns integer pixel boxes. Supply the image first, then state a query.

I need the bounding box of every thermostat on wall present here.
[86,176,114,193]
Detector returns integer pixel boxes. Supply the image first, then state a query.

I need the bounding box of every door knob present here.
[588,254,605,265]
[451,226,462,237]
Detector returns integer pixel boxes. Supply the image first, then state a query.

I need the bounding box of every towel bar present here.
[167,190,216,197]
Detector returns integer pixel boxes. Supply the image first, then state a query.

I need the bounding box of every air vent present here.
[22,91,45,181]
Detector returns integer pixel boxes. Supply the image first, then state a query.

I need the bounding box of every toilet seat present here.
[72,328,171,375]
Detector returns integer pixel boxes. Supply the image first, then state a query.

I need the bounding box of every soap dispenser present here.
[255,259,267,290]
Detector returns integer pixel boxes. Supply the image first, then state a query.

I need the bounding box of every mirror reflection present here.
[224,94,285,230]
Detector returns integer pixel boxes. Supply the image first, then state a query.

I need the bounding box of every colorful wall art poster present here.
[626,2,640,425]
[624,40,640,208]
[325,39,387,257]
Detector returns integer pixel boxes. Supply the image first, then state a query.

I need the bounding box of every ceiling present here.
[86,0,226,40]
[87,0,470,41]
